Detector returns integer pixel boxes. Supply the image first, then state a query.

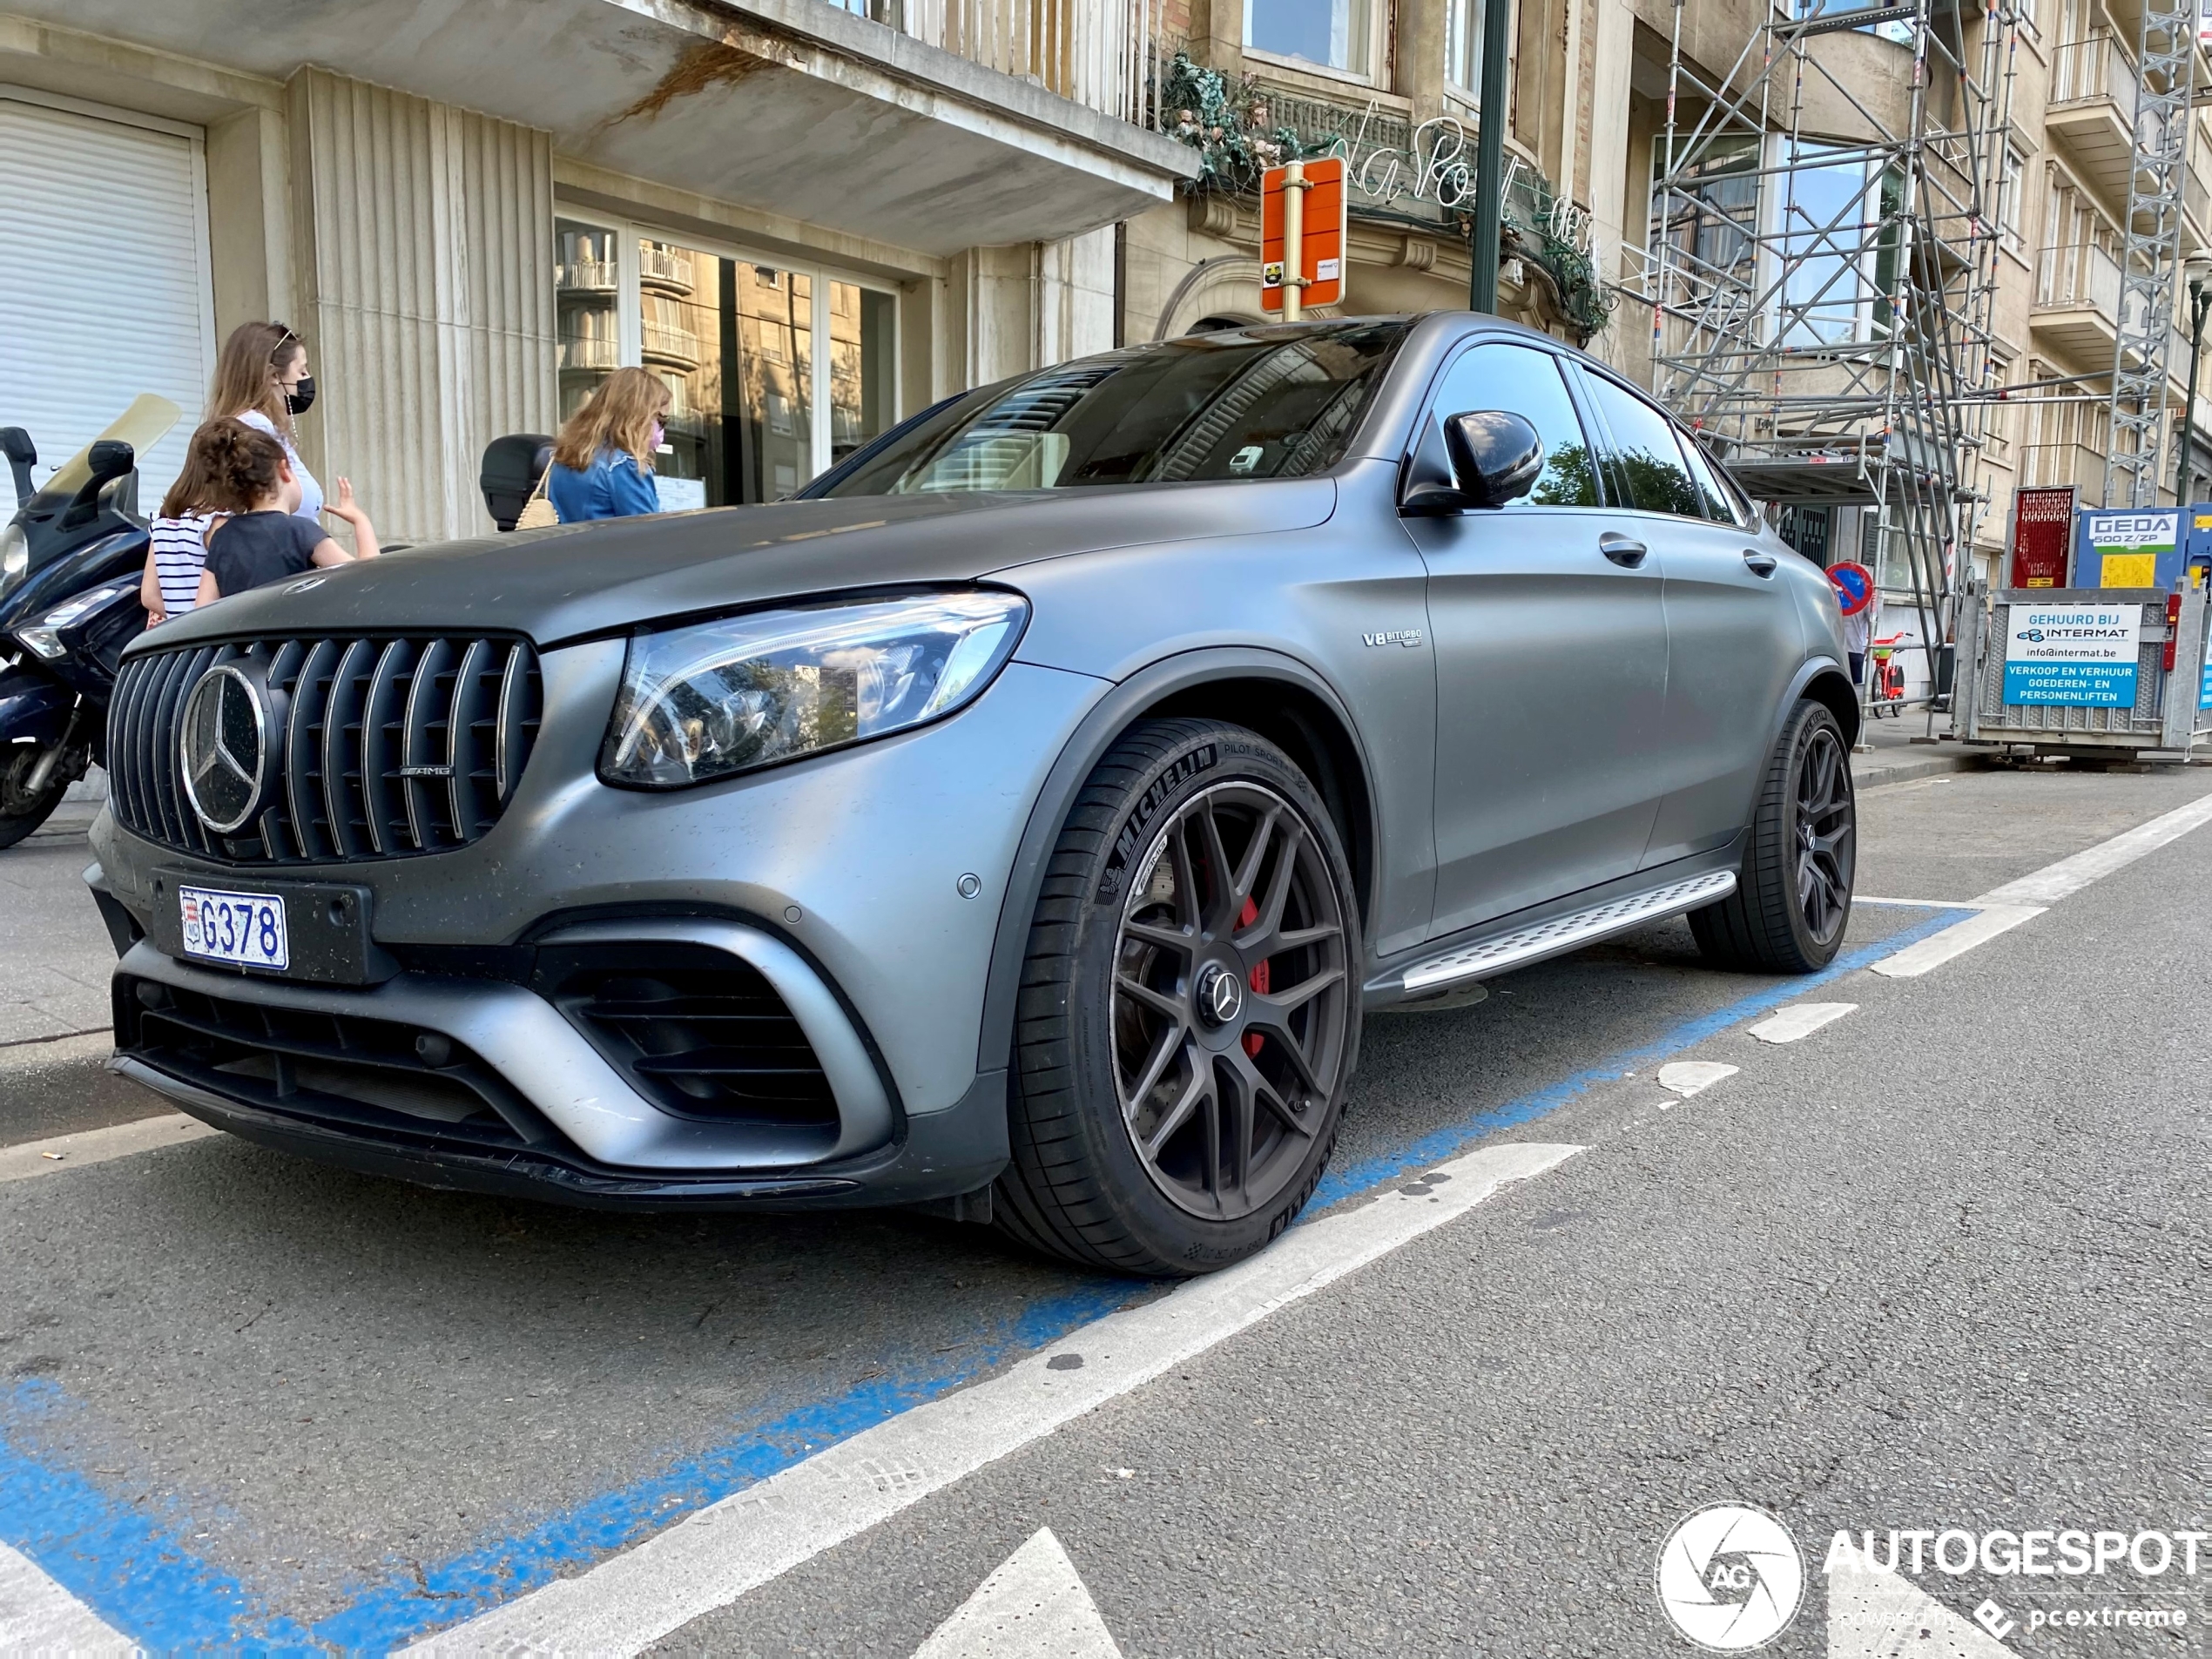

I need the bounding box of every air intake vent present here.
[107,635,541,864]
[538,942,837,1127]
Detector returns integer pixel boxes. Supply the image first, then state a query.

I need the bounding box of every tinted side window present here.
[1675,431,1743,524]
[1426,342,1599,507]
[1582,374,1702,517]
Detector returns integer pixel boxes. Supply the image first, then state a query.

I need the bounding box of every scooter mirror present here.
[0,428,33,509]
[85,440,135,482]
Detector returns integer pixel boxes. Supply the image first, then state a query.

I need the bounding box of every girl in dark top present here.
[189,418,379,606]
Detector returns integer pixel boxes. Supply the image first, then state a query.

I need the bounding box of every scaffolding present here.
[1645,0,2022,718]
[2104,0,2195,507]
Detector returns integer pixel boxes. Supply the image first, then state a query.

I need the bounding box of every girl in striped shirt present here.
[138,424,227,625]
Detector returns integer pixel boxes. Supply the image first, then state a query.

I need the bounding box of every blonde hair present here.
[206,320,303,442]
[553,368,671,474]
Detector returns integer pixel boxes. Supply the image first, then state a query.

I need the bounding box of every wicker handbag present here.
[515,459,557,529]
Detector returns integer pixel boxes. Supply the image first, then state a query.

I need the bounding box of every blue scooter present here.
[0,397,176,846]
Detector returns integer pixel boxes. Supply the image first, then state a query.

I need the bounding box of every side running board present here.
[1398,869,1737,994]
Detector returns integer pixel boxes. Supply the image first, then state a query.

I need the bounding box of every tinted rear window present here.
[810,322,1408,497]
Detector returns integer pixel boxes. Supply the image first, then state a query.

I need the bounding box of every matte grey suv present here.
[87,314,1857,1276]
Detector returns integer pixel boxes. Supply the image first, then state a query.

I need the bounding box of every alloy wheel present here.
[1792,725,1854,945]
[1110,781,1352,1220]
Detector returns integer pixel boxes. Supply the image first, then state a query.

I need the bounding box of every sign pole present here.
[1468,0,1511,312]
[1282,158,1309,322]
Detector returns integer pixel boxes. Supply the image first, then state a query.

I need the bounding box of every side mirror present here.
[1399,409,1546,515]
[1441,411,1544,508]
[86,440,136,483]
[0,428,35,509]
[62,440,136,529]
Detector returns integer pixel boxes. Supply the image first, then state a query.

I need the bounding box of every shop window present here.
[1246,0,1373,78]
[550,213,894,503]
[556,219,621,420]
[831,283,897,467]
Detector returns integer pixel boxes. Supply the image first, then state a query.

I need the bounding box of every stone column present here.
[1399,0,1450,124]
[287,69,557,544]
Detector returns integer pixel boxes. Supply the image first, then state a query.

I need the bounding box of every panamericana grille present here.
[108,635,542,863]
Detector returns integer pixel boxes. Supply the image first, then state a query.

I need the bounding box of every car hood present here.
[135,481,1337,650]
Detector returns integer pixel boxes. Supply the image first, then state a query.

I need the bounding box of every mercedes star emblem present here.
[179,664,270,834]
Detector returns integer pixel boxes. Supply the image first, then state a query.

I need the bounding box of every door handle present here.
[1599,532,1648,569]
[1743,549,1778,577]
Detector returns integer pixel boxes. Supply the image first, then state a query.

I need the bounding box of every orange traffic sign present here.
[1261,155,1347,312]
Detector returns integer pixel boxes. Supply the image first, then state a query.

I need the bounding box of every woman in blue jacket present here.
[546,367,672,522]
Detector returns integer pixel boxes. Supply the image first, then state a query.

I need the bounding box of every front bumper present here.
[92,639,1112,1209]
[111,935,1012,1211]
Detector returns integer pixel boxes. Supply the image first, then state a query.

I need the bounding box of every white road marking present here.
[400,1141,1583,1657]
[0,1115,217,1184]
[1870,904,2045,980]
[1974,787,2212,906]
[0,1541,139,1656]
[1827,1541,2015,1656]
[911,1528,1121,1659]
[1656,1062,1738,1097]
[1852,896,1994,909]
[1747,1003,1857,1044]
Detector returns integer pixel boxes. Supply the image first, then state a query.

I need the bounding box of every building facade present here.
[0,0,1193,543]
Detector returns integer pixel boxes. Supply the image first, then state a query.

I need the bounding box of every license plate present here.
[179,885,290,970]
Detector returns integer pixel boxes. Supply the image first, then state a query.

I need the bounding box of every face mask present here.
[285,375,317,416]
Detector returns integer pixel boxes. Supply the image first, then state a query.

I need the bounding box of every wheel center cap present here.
[1195,961,1244,1028]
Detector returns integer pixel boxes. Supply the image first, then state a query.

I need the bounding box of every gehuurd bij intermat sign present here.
[2003,604,2141,707]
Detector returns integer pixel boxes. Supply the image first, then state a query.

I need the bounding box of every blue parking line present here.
[0,1379,311,1651]
[1310,906,1970,1209]
[0,905,1968,1654]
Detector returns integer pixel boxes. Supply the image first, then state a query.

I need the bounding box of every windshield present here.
[809,321,1408,498]
[35,394,181,503]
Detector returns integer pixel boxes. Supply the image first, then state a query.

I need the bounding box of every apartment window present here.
[1246,0,1376,78]
[1984,358,2013,460]
[550,209,897,507]
[1446,0,1487,96]
[1999,146,2026,257]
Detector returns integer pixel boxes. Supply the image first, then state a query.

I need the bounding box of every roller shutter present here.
[0,94,214,510]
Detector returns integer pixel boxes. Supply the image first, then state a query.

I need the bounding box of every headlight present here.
[601,589,1028,788]
[0,522,26,603]
[16,581,134,660]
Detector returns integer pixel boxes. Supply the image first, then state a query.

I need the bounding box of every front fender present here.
[974,644,1380,1077]
[0,660,75,747]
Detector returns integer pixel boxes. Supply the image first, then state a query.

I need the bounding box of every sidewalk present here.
[0,770,117,1056]
[1850,711,1986,791]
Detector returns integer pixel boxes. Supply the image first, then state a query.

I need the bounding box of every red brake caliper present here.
[1238,897,1268,1057]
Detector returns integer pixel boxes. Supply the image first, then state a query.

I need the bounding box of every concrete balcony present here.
[14,0,1197,254]
[2033,240,2132,364]
[558,334,621,370]
[638,246,697,295]
[2047,32,2141,220]
[556,259,619,293]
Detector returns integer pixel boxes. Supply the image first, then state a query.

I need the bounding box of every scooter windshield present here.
[33,394,181,504]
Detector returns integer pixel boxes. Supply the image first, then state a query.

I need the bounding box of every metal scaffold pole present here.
[2104,0,2195,508]
[1642,0,2021,730]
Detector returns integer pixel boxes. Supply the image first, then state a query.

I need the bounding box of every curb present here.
[1851,750,1980,791]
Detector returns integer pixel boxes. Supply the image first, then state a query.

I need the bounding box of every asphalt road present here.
[1,762,2205,1655]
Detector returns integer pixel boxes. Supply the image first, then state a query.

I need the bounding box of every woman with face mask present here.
[202,320,354,530]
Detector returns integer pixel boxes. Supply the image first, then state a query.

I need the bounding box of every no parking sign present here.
[1828,561,1874,616]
